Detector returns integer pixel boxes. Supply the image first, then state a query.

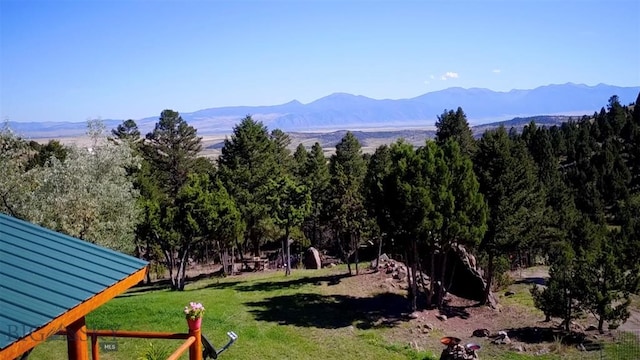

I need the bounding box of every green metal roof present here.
[0,213,148,351]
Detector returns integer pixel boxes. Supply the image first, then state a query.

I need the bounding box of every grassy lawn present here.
[27,265,640,360]
[29,266,435,360]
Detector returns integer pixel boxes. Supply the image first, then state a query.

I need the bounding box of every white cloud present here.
[440,71,459,80]
[430,74,435,80]
[423,80,430,85]
[492,69,501,74]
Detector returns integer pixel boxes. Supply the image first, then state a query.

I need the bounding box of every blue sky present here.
[1,0,639,123]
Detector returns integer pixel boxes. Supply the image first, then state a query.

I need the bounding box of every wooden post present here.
[66,317,89,360]
[91,334,99,360]
[188,326,202,360]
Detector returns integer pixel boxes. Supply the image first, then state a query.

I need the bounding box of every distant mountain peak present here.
[283,99,302,106]
[9,83,639,138]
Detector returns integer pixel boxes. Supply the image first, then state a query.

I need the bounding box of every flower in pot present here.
[184,302,205,330]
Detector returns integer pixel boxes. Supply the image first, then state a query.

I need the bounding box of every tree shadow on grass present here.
[233,273,350,292]
[439,304,473,320]
[514,277,546,286]
[504,326,588,345]
[197,280,243,290]
[245,292,412,329]
[121,272,240,296]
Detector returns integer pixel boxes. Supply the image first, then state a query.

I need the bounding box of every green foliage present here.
[574,223,637,332]
[492,255,513,290]
[1,121,140,252]
[0,124,36,218]
[364,144,393,252]
[271,128,293,175]
[435,107,477,157]
[110,119,142,148]
[141,110,205,289]
[367,137,486,309]
[531,241,582,328]
[475,126,545,302]
[292,143,308,179]
[137,342,172,360]
[438,140,487,249]
[532,215,637,332]
[218,116,280,255]
[144,109,202,197]
[26,139,69,170]
[328,132,368,274]
[301,142,331,247]
[268,176,311,231]
[267,175,312,275]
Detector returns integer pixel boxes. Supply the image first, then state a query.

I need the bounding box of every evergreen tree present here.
[328,132,367,275]
[172,173,243,287]
[292,143,308,180]
[271,128,293,175]
[364,144,393,262]
[267,176,311,275]
[302,142,330,248]
[110,119,142,148]
[577,229,635,333]
[141,110,203,289]
[435,107,477,157]
[384,140,433,310]
[475,127,545,303]
[431,140,487,307]
[25,140,69,170]
[626,92,640,192]
[144,110,202,197]
[218,116,278,255]
[531,241,582,330]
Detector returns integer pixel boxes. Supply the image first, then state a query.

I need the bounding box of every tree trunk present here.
[428,247,436,308]
[312,217,318,248]
[565,292,572,332]
[410,241,418,312]
[175,245,190,291]
[437,248,449,308]
[222,248,229,276]
[417,256,429,305]
[252,235,260,257]
[482,252,495,305]
[354,234,359,275]
[376,236,383,268]
[163,249,176,290]
[285,226,291,276]
[236,237,244,261]
[598,316,605,334]
[447,261,457,295]
[346,235,352,276]
[145,240,152,284]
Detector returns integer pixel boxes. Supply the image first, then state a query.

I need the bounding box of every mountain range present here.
[7,83,639,139]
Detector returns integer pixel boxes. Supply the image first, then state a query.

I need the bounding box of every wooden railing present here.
[57,327,202,360]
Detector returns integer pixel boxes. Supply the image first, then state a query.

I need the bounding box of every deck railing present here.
[57,327,202,360]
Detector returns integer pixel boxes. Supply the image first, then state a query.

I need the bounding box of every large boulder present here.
[448,245,488,301]
[423,244,489,302]
[304,247,322,269]
[370,253,390,269]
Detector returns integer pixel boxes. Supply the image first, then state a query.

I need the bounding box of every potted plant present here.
[184,302,205,330]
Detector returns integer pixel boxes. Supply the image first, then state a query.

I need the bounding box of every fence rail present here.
[57,328,202,360]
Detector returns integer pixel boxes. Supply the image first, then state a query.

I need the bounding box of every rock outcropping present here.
[303,247,322,269]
